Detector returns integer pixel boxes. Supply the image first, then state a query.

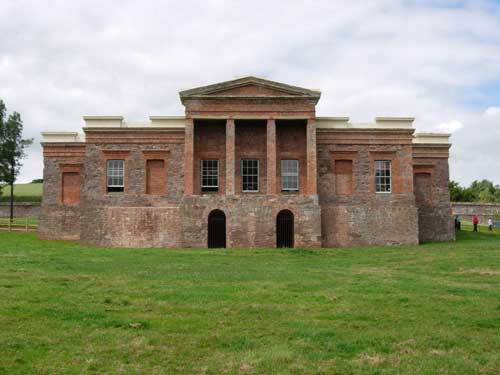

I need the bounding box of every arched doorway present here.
[276,210,294,248]
[208,209,226,248]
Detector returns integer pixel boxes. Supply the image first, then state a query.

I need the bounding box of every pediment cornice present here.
[179,76,321,103]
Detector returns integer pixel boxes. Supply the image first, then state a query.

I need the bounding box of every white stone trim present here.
[149,116,186,128]
[413,133,451,144]
[41,132,85,143]
[316,117,414,129]
[83,116,123,127]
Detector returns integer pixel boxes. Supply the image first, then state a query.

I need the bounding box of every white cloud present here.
[437,120,463,133]
[483,107,500,117]
[0,0,499,184]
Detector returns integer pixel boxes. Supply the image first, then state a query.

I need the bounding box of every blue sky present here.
[0,0,499,185]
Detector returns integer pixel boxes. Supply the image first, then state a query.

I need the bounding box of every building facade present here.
[39,77,454,248]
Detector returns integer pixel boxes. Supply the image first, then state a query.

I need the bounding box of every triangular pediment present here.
[179,76,321,101]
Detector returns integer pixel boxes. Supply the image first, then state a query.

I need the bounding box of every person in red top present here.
[472,215,479,232]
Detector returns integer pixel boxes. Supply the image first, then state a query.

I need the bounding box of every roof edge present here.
[179,76,321,99]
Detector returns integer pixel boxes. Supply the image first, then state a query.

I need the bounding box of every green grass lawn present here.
[1,228,500,374]
[0,183,42,202]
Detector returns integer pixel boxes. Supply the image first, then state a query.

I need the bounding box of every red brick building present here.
[40,77,454,248]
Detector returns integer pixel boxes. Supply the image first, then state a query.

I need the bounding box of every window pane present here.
[375,160,391,193]
[106,160,124,192]
[242,159,259,192]
[202,160,219,192]
[281,160,299,191]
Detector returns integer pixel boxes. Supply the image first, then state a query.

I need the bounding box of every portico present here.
[180,76,321,197]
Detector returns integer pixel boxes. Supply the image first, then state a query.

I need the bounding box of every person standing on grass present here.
[488,218,494,232]
[473,214,479,232]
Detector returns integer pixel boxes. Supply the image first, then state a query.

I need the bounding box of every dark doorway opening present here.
[276,209,294,248]
[208,209,226,248]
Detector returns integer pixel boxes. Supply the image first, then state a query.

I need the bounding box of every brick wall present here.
[235,120,267,194]
[276,120,307,194]
[40,125,454,248]
[39,144,84,240]
[193,120,226,195]
[146,159,166,195]
[317,129,419,247]
[413,146,455,242]
[79,138,184,246]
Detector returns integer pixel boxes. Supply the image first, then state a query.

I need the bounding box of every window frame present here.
[201,159,219,192]
[374,160,392,194]
[281,159,299,192]
[241,159,259,193]
[106,159,125,193]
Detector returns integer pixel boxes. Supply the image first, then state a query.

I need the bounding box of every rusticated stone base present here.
[181,195,322,248]
[100,206,182,248]
[77,195,321,248]
[38,205,81,241]
[321,202,419,247]
[417,204,455,243]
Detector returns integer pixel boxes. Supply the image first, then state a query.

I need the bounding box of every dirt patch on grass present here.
[458,268,500,276]
[356,353,386,365]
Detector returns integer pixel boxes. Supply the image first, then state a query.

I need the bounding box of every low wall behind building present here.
[0,202,41,218]
[452,202,500,222]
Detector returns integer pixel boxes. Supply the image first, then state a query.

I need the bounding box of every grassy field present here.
[0,183,42,202]
[1,226,500,374]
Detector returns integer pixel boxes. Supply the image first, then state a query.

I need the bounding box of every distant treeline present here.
[449,180,500,203]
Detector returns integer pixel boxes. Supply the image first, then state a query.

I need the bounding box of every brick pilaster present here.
[226,119,235,195]
[184,118,194,195]
[306,118,317,195]
[266,119,276,195]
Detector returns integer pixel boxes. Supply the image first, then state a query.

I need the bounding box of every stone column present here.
[266,119,277,195]
[184,118,194,195]
[306,118,318,195]
[226,119,235,195]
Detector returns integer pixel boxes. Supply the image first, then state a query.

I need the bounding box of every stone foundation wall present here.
[0,202,41,218]
[100,206,182,248]
[452,202,500,222]
[38,205,81,240]
[80,195,321,248]
[321,200,419,247]
[181,195,321,248]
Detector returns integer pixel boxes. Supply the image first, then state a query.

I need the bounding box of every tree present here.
[449,181,464,202]
[0,101,33,222]
[449,179,500,203]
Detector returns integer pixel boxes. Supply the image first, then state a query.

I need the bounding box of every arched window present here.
[208,209,226,248]
[276,210,294,248]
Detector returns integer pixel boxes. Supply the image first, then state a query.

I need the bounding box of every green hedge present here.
[0,195,42,203]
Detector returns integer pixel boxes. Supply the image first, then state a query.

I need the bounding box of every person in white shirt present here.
[488,218,494,232]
